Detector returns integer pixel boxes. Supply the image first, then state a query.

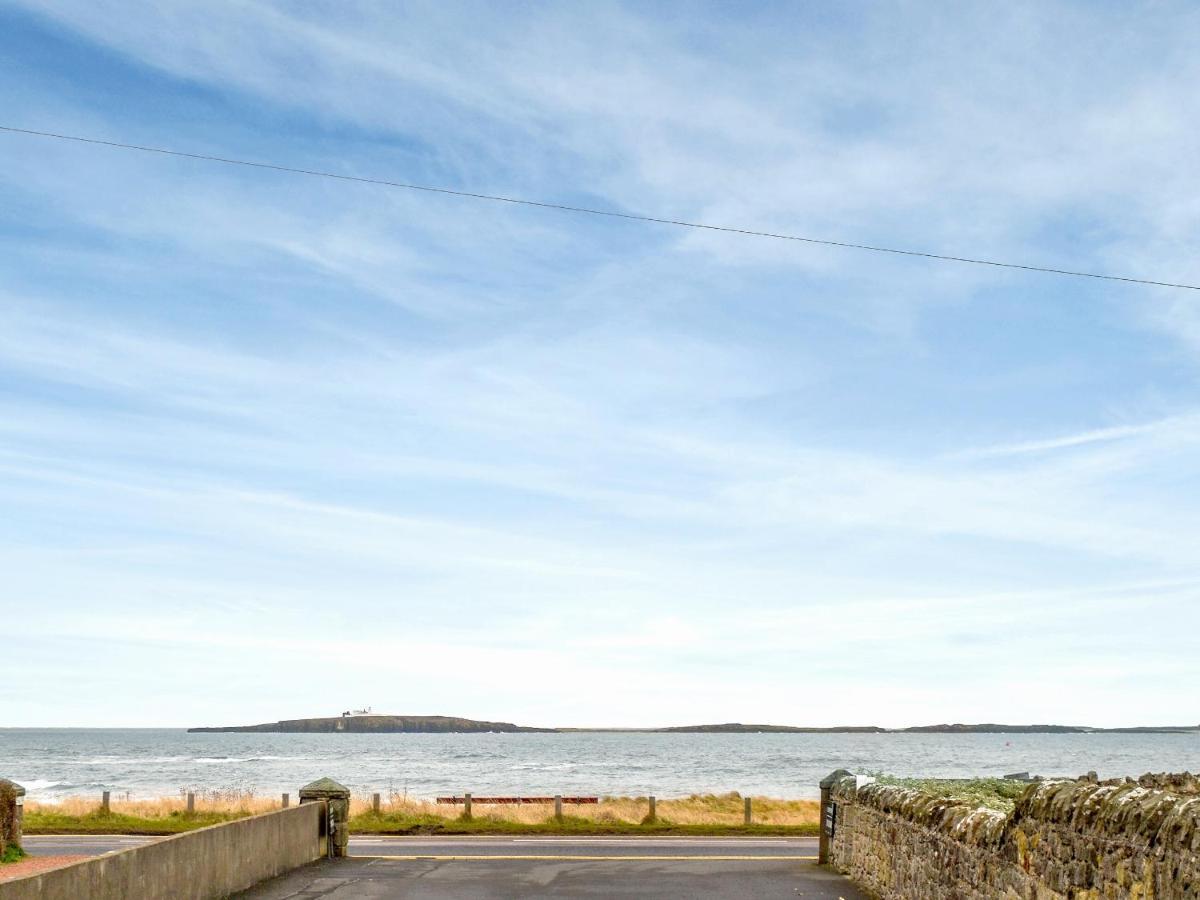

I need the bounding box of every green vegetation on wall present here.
[866,775,1032,811]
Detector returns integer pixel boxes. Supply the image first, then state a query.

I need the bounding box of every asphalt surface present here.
[23,835,870,898]
[22,834,818,860]
[234,837,869,899]
[21,835,158,856]
[350,836,819,858]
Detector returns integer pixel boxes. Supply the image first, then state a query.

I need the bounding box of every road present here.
[23,835,869,898]
[21,835,158,857]
[22,834,821,860]
[239,837,867,899]
[349,835,820,858]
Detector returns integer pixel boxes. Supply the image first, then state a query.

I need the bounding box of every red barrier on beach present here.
[435,796,599,804]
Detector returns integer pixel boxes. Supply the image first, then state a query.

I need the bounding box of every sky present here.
[2,1,1199,729]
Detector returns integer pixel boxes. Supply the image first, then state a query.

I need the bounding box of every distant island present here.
[188,715,554,734]
[644,723,1198,734]
[659,724,888,733]
[187,715,1200,734]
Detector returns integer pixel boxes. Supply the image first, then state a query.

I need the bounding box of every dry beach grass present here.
[24,790,820,835]
[355,791,820,826]
[28,790,278,818]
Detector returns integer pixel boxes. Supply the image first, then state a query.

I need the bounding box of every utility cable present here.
[2,124,1196,292]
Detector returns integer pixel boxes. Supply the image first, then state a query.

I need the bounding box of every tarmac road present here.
[22,834,821,860]
[349,835,820,858]
[20,835,157,857]
[236,836,867,899]
[23,835,869,898]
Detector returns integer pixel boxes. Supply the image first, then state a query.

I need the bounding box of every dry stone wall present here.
[1,778,23,857]
[828,774,1200,899]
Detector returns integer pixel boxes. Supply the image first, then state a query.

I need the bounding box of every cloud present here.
[3,1,1200,726]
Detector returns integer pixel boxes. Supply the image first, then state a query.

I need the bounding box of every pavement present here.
[0,854,90,883]
[22,835,870,898]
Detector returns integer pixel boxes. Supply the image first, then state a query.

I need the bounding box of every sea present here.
[2,729,1197,801]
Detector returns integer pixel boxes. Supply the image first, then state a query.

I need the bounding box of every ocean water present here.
[2,729,1197,801]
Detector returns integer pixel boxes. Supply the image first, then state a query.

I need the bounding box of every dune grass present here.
[23,791,820,836]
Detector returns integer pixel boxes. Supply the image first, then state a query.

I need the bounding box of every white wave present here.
[508,763,575,771]
[193,755,309,763]
[248,755,312,761]
[17,779,64,791]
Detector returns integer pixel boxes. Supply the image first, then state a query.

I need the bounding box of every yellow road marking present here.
[364,854,818,861]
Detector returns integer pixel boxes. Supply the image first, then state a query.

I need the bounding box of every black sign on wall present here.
[824,801,837,839]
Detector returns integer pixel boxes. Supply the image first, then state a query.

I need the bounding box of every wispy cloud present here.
[2,1,1199,727]
[947,415,1200,459]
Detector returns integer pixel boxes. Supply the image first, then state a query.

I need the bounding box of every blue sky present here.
[2,1,1198,728]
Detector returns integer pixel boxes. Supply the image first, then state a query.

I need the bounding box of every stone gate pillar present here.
[1,779,25,857]
[818,769,852,865]
[300,777,351,858]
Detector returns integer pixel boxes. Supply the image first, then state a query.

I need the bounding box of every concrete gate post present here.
[300,777,351,858]
[1,779,25,856]
[817,769,852,865]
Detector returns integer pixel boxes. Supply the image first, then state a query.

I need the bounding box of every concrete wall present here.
[828,774,1200,899]
[1,801,323,900]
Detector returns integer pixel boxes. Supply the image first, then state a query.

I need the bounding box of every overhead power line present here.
[2,123,1197,292]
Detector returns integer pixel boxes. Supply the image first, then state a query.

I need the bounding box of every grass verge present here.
[24,792,820,837]
[22,809,253,836]
[2,845,28,864]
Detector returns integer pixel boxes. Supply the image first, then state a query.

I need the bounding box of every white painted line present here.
[349,839,804,847]
[509,839,800,845]
[368,854,819,862]
[25,835,154,840]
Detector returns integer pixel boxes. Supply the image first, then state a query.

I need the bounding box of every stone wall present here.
[1,801,323,900]
[827,774,1200,899]
[1130,772,1200,796]
[0,779,22,857]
